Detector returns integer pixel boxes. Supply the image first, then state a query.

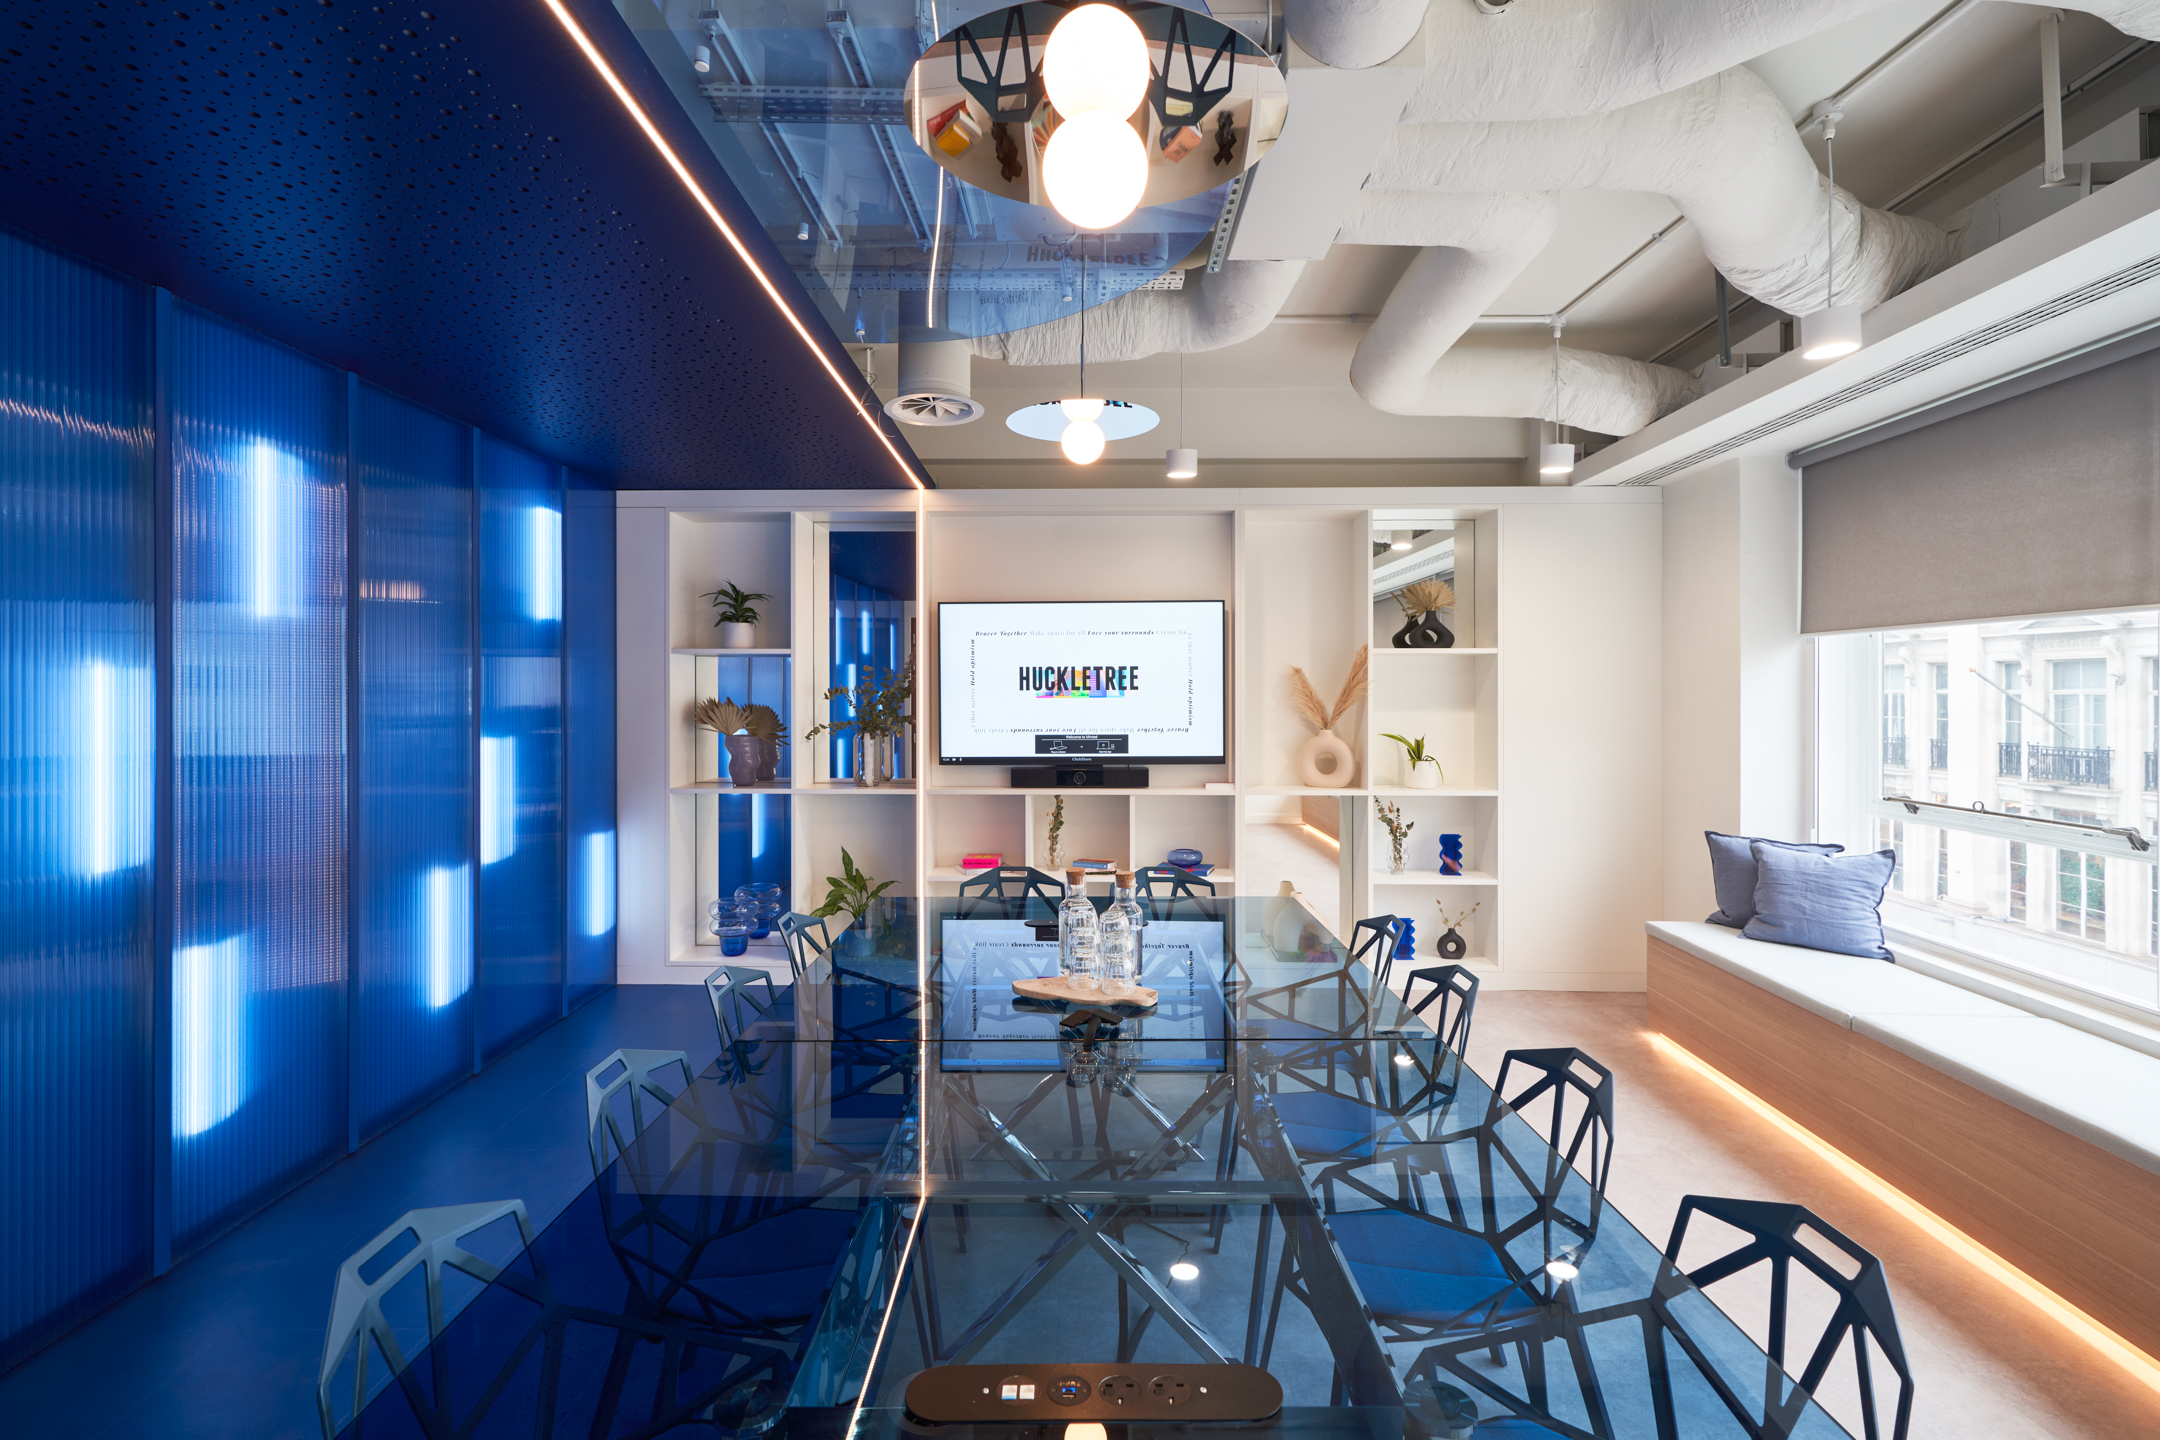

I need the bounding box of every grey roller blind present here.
[1800,344,2160,634]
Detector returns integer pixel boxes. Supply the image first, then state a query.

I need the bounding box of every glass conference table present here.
[338,896,1853,1440]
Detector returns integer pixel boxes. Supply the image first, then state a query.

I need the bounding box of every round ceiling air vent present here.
[884,335,986,425]
[885,391,988,426]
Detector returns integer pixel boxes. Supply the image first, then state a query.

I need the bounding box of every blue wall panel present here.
[167,306,350,1253]
[563,479,616,1004]
[0,230,156,1372]
[475,437,564,1062]
[0,223,613,1371]
[352,387,475,1138]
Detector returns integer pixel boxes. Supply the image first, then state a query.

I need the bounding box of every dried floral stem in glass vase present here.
[1377,801,1413,873]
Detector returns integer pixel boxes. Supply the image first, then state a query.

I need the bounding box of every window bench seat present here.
[1646,920,2160,1361]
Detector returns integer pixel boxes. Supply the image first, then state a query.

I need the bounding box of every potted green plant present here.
[813,848,897,956]
[700,581,770,650]
[1382,732,1444,789]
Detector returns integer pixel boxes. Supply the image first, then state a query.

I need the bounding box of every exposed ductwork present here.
[964,260,1307,365]
[1286,0,2160,118]
[1366,65,1952,316]
[1339,191,1700,430]
[971,0,2158,440]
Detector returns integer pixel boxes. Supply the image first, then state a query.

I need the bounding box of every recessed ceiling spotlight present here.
[1168,1259,1201,1282]
[1545,1257,1580,1282]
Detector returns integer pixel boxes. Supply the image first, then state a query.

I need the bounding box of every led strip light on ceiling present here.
[1648,1032,2160,1398]
[539,0,926,490]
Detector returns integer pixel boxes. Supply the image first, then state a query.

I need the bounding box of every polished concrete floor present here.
[1462,990,2160,1440]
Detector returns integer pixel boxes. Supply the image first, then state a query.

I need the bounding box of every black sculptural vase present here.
[1435,927,1467,961]
[1391,610,1455,649]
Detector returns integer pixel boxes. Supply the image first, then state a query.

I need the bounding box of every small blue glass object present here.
[1393,918,1416,961]
[710,899,751,956]
[735,885,772,939]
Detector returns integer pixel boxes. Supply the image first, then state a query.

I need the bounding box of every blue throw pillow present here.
[1704,831,1843,928]
[1742,844,1896,959]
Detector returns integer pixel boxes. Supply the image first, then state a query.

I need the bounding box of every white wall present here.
[1660,457,1806,921]
[1497,500,1666,986]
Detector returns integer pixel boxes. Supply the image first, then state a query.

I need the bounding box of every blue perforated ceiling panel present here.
[0,0,925,491]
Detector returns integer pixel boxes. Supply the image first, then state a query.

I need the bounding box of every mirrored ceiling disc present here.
[1005,400,1160,441]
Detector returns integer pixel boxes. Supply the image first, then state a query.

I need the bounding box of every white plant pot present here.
[718,622,756,649]
[1294,729,1355,788]
[1407,762,1441,790]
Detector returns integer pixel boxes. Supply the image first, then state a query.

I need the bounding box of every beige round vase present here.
[1295,729,1355,787]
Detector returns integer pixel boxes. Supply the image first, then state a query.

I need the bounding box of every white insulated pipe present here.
[1285,0,2160,119]
[964,260,1307,365]
[1339,191,1700,430]
[1366,65,1952,316]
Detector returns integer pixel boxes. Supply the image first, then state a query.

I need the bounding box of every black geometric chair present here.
[1657,1196,1915,1440]
[1264,1048,1616,1367]
[1134,863,1217,917]
[956,864,1066,916]
[1353,913,1408,997]
[776,910,832,982]
[1384,963,1480,1111]
[1404,963,1479,1056]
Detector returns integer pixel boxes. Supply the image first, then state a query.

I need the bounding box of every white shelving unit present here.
[617,487,1667,991]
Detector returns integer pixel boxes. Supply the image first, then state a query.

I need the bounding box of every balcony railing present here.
[2146,750,2157,791]
[1883,737,1907,767]
[2025,745,2113,787]
[1998,741,2023,778]
[1929,737,1949,770]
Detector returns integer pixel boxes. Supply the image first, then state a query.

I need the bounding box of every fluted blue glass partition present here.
[475,437,565,1063]
[352,386,475,1138]
[564,478,616,1006]
[167,305,350,1251]
[0,231,156,1373]
[0,219,615,1370]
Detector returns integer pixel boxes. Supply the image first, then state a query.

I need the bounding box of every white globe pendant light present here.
[1061,397,1106,423]
[1061,419,1107,464]
[1044,4,1150,120]
[1044,112,1147,231]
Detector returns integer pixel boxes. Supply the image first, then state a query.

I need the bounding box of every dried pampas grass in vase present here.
[1287,645,1367,787]
[1390,576,1458,650]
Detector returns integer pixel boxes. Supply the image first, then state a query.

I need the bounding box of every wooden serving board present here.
[1012,975,1158,1009]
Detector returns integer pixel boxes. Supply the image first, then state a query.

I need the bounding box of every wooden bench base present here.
[1647,937,2160,1362]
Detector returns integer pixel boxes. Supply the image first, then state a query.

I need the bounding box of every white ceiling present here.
[893,2,2149,489]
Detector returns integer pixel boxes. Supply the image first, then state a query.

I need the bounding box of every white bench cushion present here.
[1648,921,2025,1027]
[1651,920,2160,1178]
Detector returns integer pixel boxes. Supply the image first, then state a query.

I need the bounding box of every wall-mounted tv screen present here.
[937,601,1227,765]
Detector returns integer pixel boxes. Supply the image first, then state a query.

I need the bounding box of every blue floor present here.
[0,984,723,1440]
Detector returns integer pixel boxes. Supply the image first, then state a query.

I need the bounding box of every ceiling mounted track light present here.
[906,2,1288,234]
